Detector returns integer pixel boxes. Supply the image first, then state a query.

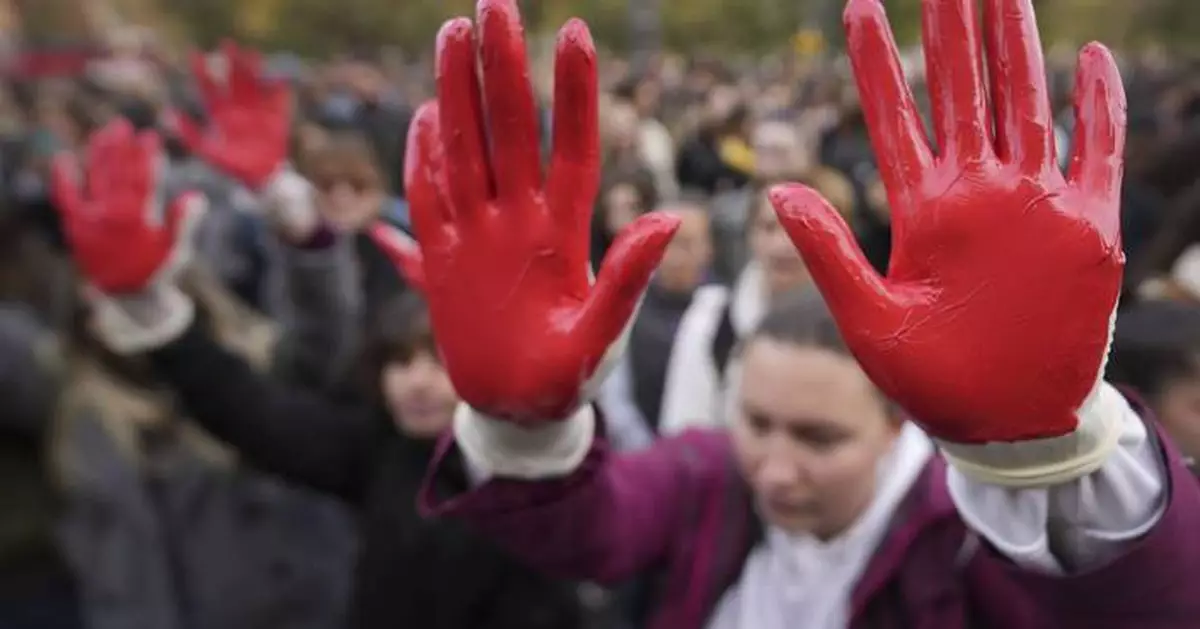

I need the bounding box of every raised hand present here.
[399,0,679,423]
[172,41,290,189]
[769,0,1125,480]
[50,119,205,295]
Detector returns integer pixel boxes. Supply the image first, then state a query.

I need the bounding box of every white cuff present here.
[261,168,319,240]
[90,285,195,355]
[453,403,595,480]
[938,381,1127,488]
[947,391,1164,573]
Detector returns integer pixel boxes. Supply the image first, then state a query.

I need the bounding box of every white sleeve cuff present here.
[452,403,596,480]
[937,381,1127,488]
[947,387,1165,573]
[90,285,195,355]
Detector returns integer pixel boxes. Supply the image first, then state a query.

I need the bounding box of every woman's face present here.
[380,351,459,439]
[748,195,808,296]
[1155,374,1200,461]
[732,339,901,539]
[656,204,712,293]
[602,183,644,235]
[310,156,386,233]
[604,102,640,152]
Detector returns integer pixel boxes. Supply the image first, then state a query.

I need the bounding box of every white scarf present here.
[707,422,934,629]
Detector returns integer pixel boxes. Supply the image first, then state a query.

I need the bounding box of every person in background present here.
[174,48,408,394]
[406,4,1200,629]
[1108,299,1200,465]
[597,193,714,445]
[710,114,854,283]
[321,55,412,196]
[675,85,752,195]
[53,59,594,629]
[613,75,678,199]
[0,302,81,629]
[658,189,810,435]
[590,165,659,273]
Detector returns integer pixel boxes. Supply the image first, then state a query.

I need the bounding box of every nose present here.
[755,438,804,492]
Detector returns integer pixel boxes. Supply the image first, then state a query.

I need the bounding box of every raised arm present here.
[174,43,363,390]
[49,120,377,505]
[372,0,696,581]
[769,0,1200,618]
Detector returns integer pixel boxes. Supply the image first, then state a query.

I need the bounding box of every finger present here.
[844,0,933,215]
[574,212,681,361]
[768,184,899,329]
[545,19,600,243]
[225,41,263,102]
[1066,43,1126,212]
[165,109,214,167]
[49,152,84,219]
[85,120,129,203]
[477,0,543,200]
[405,101,456,253]
[436,17,493,214]
[367,222,428,293]
[190,50,222,107]
[982,0,1055,171]
[921,0,990,160]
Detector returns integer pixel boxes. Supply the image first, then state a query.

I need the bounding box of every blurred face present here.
[732,339,901,538]
[381,352,459,438]
[748,195,808,296]
[752,120,812,181]
[308,153,386,233]
[1156,373,1200,460]
[656,204,712,293]
[602,183,644,235]
[605,102,640,152]
[633,80,661,116]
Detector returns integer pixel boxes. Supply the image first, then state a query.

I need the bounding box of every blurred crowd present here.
[4,23,1200,629]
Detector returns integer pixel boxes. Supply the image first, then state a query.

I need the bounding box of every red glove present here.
[172,41,290,190]
[769,0,1125,484]
[50,119,204,295]
[398,0,679,423]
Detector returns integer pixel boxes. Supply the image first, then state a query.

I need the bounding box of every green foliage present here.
[103,0,1200,56]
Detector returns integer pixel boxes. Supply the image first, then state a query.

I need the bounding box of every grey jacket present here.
[55,239,361,629]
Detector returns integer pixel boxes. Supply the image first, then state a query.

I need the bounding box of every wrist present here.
[90,285,195,355]
[453,403,595,479]
[937,381,1127,488]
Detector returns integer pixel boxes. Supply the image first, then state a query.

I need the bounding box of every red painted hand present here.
[173,41,290,189]
[769,0,1126,444]
[399,0,679,423]
[50,120,205,295]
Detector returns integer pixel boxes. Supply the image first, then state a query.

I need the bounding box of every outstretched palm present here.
[770,0,1125,442]
[393,0,679,422]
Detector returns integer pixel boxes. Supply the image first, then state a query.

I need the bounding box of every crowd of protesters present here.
[4,11,1200,629]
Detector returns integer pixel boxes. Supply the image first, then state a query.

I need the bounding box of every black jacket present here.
[149,324,585,629]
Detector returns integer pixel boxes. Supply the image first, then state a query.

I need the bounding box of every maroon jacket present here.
[422,401,1200,629]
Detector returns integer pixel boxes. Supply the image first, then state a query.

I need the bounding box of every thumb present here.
[368,222,427,293]
[574,212,680,360]
[769,183,898,327]
[165,109,211,160]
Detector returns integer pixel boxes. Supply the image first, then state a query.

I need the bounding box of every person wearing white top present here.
[659,191,810,435]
